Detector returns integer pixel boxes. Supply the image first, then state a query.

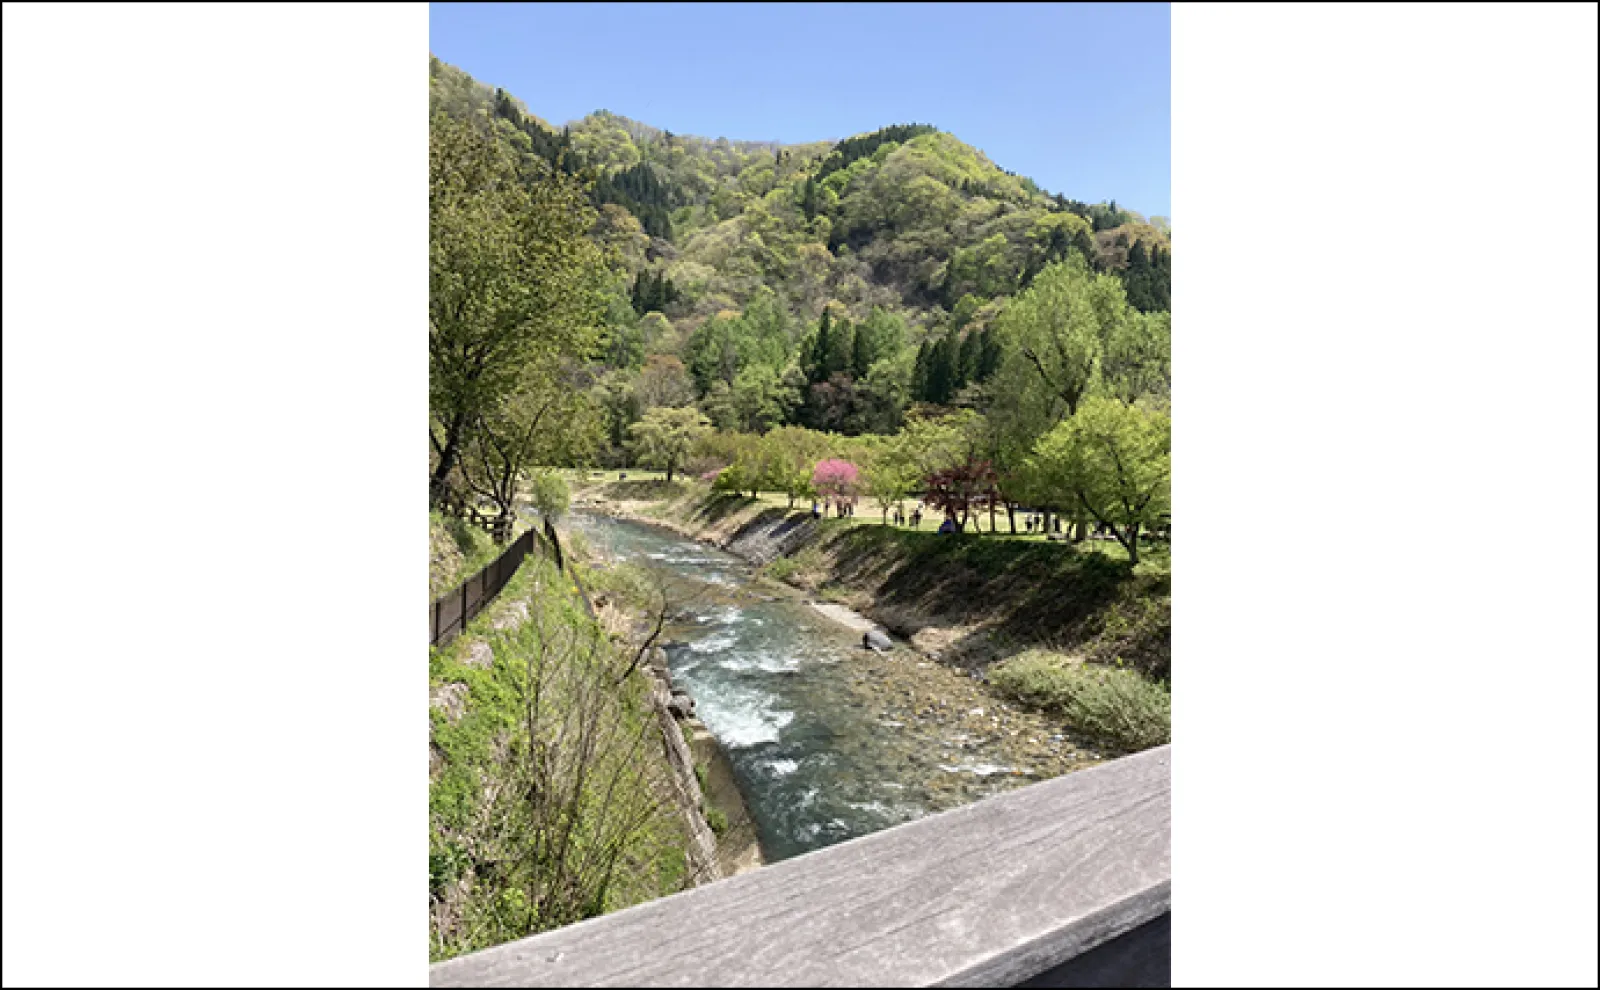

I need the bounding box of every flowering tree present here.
[811,459,860,516]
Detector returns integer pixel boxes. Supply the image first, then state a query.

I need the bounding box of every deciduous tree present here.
[627,407,711,482]
[1028,397,1170,565]
[430,111,607,507]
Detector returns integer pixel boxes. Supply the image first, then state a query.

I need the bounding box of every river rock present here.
[666,693,695,719]
[862,629,893,652]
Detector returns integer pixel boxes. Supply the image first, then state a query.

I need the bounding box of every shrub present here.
[990,650,1170,752]
[704,807,728,835]
[527,470,570,522]
[763,556,800,583]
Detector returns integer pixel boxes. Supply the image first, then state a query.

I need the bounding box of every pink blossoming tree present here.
[811,459,860,516]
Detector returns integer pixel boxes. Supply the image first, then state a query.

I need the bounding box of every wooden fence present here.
[429,744,1171,987]
[429,527,541,648]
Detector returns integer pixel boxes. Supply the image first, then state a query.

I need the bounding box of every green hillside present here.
[429,56,1168,468]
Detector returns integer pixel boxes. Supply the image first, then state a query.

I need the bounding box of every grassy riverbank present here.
[428,543,702,962]
[565,529,766,877]
[428,510,498,599]
[571,474,1171,753]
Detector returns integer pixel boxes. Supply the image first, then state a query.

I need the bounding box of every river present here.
[566,511,1094,864]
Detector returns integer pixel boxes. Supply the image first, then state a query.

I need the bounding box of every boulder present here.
[667,691,696,719]
[862,629,893,652]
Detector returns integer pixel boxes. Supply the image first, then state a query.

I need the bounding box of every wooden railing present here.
[429,744,1171,988]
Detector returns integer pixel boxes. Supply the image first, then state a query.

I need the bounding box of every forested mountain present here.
[429,55,1169,507]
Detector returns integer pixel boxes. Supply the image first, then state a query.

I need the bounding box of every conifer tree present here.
[957,330,982,388]
[825,319,855,379]
[810,310,832,383]
[926,335,957,404]
[851,322,874,378]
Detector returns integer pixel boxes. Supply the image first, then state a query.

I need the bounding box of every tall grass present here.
[989,650,1171,753]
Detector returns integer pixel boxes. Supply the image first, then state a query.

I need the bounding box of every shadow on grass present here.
[713,505,1171,680]
[687,492,762,526]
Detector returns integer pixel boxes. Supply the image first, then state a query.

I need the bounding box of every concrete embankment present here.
[572,484,1170,681]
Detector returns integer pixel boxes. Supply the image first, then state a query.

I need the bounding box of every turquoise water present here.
[567,512,1043,863]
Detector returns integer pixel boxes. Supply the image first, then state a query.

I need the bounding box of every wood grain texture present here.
[430,744,1171,988]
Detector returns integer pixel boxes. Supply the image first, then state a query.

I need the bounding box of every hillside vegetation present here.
[429,57,1169,520]
[428,554,700,961]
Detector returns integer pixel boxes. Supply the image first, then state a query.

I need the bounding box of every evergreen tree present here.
[825,319,855,379]
[926,335,957,404]
[851,322,874,378]
[912,341,931,400]
[957,330,982,388]
[801,175,818,221]
[810,310,833,383]
[1129,239,1148,270]
[976,327,1004,382]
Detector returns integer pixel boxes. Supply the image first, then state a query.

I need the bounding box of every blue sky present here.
[430,3,1170,218]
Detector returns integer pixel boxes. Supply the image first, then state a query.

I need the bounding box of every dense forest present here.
[429,55,1170,560]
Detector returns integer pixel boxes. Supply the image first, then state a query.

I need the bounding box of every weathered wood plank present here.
[430,745,1170,988]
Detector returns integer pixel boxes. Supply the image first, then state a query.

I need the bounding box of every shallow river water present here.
[567,511,1091,863]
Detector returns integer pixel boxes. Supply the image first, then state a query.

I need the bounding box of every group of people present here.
[811,498,859,519]
[1024,514,1065,535]
[890,505,924,528]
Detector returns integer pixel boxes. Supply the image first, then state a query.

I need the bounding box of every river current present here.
[566,511,1070,863]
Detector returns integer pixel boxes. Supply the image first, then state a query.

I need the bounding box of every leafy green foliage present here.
[814,124,938,182]
[628,407,712,481]
[527,469,570,521]
[430,58,1168,460]
[428,109,608,510]
[1028,397,1171,565]
[429,558,691,960]
[430,55,1171,541]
